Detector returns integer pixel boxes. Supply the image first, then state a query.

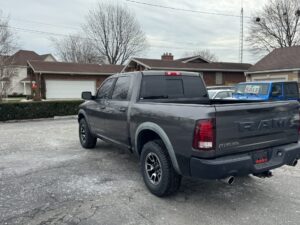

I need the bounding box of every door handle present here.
[119,107,126,112]
[100,106,106,109]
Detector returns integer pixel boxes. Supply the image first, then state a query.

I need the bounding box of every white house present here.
[1,50,56,96]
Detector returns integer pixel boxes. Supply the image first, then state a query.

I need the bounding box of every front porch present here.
[20,77,32,96]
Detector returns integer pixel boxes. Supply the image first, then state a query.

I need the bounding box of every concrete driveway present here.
[0,119,300,225]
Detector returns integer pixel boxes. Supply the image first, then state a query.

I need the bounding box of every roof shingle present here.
[6,50,43,66]
[28,60,124,75]
[133,58,251,72]
[248,46,300,73]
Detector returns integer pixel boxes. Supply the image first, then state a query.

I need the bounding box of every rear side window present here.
[284,83,299,98]
[112,76,131,100]
[140,75,207,99]
[97,78,115,99]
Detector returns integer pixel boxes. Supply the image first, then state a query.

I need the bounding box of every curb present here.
[54,115,77,120]
[0,115,77,123]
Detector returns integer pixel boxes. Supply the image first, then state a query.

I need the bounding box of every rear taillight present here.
[193,119,215,151]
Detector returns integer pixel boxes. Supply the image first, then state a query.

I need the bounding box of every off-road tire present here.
[79,118,97,149]
[141,140,182,197]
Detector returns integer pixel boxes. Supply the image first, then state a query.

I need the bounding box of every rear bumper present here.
[190,142,300,179]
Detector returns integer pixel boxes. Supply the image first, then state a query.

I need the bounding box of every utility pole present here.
[239,0,244,63]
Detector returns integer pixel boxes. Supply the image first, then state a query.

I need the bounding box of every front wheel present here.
[79,118,97,149]
[140,140,181,197]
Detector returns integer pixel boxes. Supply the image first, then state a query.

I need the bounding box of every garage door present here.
[46,80,96,99]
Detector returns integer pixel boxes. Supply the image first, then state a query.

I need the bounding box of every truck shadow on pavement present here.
[92,141,281,206]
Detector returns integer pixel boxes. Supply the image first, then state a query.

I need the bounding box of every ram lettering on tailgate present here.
[238,117,295,132]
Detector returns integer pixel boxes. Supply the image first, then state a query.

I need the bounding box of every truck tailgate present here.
[214,101,299,156]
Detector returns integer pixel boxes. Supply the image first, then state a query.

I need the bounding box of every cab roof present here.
[238,81,297,84]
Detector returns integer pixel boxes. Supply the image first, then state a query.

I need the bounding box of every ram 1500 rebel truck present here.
[78,71,300,197]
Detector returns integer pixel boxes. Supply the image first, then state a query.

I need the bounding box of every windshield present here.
[208,90,218,98]
[234,83,270,95]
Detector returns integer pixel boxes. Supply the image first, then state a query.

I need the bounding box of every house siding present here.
[202,71,245,86]
[6,66,28,95]
[202,72,215,85]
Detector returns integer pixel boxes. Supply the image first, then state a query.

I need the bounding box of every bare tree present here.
[0,11,17,101]
[52,34,105,64]
[84,2,147,65]
[247,0,300,53]
[183,49,219,62]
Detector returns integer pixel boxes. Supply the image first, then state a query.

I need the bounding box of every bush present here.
[7,94,28,98]
[0,100,84,121]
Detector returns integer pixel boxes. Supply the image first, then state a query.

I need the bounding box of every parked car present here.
[232,81,299,101]
[78,71,300,197]
[208,89,233,99]
[207,85,235,90]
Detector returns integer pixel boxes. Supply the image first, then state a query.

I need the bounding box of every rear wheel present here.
[141,140,181,197]
[79,118,97,149]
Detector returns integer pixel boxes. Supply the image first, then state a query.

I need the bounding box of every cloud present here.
[2,0,268,63]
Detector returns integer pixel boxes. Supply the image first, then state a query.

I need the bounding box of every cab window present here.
[111,76,131,100]
[97,78,115,99]
[271,83,282,97]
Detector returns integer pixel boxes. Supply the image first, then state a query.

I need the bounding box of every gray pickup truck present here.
[78,71,300,196]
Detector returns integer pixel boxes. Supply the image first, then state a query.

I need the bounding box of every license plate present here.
[253,150,269,164]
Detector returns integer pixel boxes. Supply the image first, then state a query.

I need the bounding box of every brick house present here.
[122,53,252,86]
[27,61,124,99]
[246,46,300,87]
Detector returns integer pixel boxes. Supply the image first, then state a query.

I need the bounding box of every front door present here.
[270,83,284,100]
[89,78,116,137]
[104,76,132,147]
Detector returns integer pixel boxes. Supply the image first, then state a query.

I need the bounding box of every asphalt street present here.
[0,119,300,225]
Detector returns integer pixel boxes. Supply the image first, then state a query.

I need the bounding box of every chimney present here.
[161,52,174,61]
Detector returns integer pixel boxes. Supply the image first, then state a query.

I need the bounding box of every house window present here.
[215,72,223,85]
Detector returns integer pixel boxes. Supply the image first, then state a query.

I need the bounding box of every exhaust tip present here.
[220,176,235,185]
[265,171,273,177]
[228,176,235,185]
[292,159,298,167]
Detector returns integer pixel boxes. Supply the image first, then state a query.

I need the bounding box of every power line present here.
[3,24,248,51]
[3,25,76,38]
[10,18,80,30]
[0,16,80,31]
[0,24,215,51]
[125,0,252,19]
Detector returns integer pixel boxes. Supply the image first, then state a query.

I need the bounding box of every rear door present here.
[214,101,299,157]
[283,82,299,100]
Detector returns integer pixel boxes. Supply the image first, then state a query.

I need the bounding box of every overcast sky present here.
[1,0,268,64]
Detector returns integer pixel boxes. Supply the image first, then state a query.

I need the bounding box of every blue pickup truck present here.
[232,81,299,101]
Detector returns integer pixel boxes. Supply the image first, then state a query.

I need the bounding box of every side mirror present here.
[81,91,93,100]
